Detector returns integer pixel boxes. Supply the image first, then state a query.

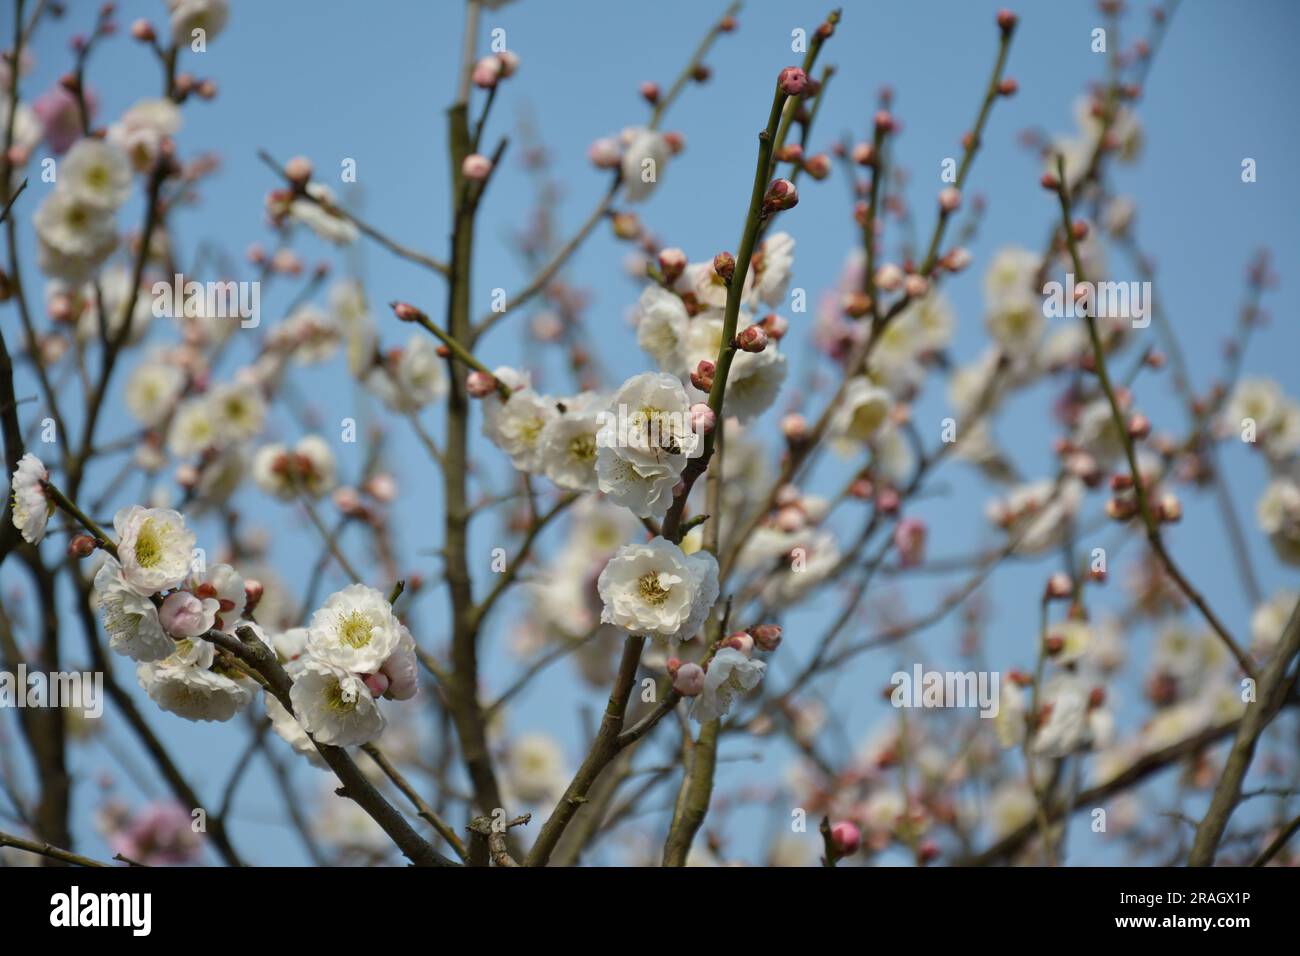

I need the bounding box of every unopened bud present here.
[778,66,808,96]
[689,403,716,435]
[734,324,768,353]
[712,251,736,282]
[763,178,799,213]
[657,247,686,283]
[68,534,98,558]
[752,624,783,652]
[284,155,313,187]
[461,153,493,181]
[690,359,715,392]
[466,371,498,398]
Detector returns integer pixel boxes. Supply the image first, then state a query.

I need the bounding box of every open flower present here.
[114,505,196,596]
[620,128,669,202]
[306,583,404,674]
[289,658,386,747]
[95,559,175,662]
[60,139,132,211]
[137,639,253,723]
[597,537,719,642]
[9,452,52,545]
[1257,478,1300,566]
[690,646,766,723]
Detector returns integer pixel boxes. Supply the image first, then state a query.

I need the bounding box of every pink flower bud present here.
[496,50,520,78]
[68,534,98,558]
[874,110,895,134]
[763,178,799,213]
[363,672,390,698]
[130,19,155,42]
[892,517,927,568]
[713,251,736,282]
[472,56,502,88]
[657,247,687,283]
[1158,493,1182,523]
[997,9,1019,34]
[877,487,901,515]
[875,263,904,291]
[938,187,962,213]
[752,624,783,652]
[1045,572,1073,599]
[391,301,424,323]
[778,66,808,96]
[734,324,768,353]
[284,155,312,186]
[363,473,398,503]
[829,821,861,856]
[332,486,363,515]
[466,371,498,398]
[588,137,621,169]
[803,153,831,180]
[1127,412,1151,439]
[691,359,715,392]
[673,662,706,696]
[689,403,716,435]
[723,632,755,657]
[462,153,493,181]
[943,247,972,272]
[159,591,213,639]
[903,274,929,297]
[639,81,660,103]
[243,579,264,613]
[776,505,804,533]
[782,413,807,441]
[998,77,1019,96]
[851,142,876,166]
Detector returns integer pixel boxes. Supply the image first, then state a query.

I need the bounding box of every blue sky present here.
[4,0,1299,866]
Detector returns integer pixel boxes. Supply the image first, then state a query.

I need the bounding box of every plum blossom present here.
[690,646,766,723]
[9,453,52,545]
[597,537,719,642]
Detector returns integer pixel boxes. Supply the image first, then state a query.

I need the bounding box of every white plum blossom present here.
[1257,478,1300,566]
[691,646,766,723]
[481,369,558,473]
[594,446,678,519]
[252,435,338,500]
[125,360,186,428]
[9,453,52,545]
[289,658,386,747]
[720,346,787,423]
[265,691,327,768]
[33,190,117,282]
[752,231,795,306]
[114,505,196,596]
[290,183,358,245]
[137,638,253,723]
[597,537,719,642]
[168,0,230,48]
[108,97,182,170]
[94,559,175,662]
[985,478,1084,555]
[60,139,133,211]
[634,285,690,371]
[307,583,405,675]
[1251,589,1299,655]
[365,334,448,411]
[602,371,698,475]
[506,733,568,804]
[539,393,606,491]
[830,377,893,449]
[620,128,669,202]
[208,382,267,447]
